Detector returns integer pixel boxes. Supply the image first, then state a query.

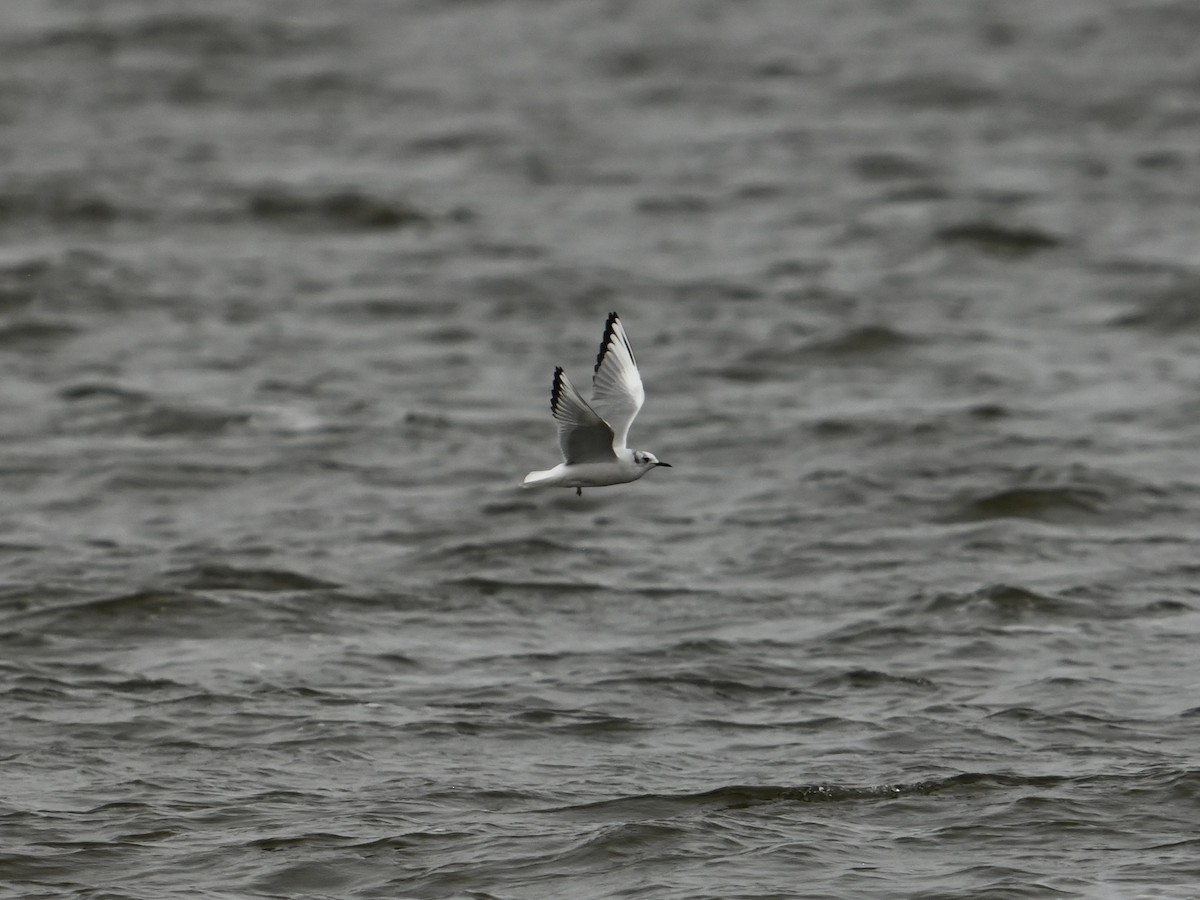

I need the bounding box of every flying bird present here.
[522,312,671,496]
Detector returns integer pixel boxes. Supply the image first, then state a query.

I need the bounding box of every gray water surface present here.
[4,1,1200,897]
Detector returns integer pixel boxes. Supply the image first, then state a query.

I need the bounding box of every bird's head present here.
[632,450,672,471]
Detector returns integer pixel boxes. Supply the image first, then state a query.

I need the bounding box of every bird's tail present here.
[521,469,557,488]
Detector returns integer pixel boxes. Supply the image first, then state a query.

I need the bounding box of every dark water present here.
[5,1,1200,897]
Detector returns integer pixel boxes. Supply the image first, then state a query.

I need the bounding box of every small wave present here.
[171,564,338,592]
[934,221,1063,257]
[666,278,764,305]
[349,830,480,854]
[21,13,339,58]
[557,820,690,864]
[0,183,131,227]
[949,486,1106,522]
[249,860,354,895]
[691,714,866,734]
[0,318,81,349]
[805,324,918,356]
[246,832,353,853]
[244,185,430,231]
[948,464,1165,524]
[847,73,1002,110]
[11,589,224,637]
[967,402,1011,420]
[594,669,801,702]
[100,676,190,695]
[0,287,36,315]
[821,619,922,648]
[97,460,255,492]
[413,537,592,568]
[513,710,645,737]
[329,295,452,320]
[851,151,940,182]
[655,636,746,657]
[922,584,1086,620]
[121,403,250,438]
[636,194,713,216]
[58,382,151,403]
[985,706,1111,728]
[813,667,937,691]
[54,381,252,438]
[1141,598,1193,616]
[713,324,915,383]
[884,183,952,203]
[0,681,70,703]
[441,576,609,597]
[1110,277,1200,331]
[545,772,1064,819]
[408,127,513,155]
[0,249,145,316]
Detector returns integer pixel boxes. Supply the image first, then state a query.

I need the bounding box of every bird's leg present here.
[576,487,582,497]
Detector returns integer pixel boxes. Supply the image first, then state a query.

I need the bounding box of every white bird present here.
[522,312,671,496]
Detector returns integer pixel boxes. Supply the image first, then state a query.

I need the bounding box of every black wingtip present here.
[594,311,624,374]
[550,366,565,414]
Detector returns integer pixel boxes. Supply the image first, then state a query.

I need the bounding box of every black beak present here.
[655,461,672,467]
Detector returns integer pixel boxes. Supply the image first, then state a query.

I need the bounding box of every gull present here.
[522,312,671,496]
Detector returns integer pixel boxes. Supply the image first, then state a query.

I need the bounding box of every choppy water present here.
[5,1,1200,897]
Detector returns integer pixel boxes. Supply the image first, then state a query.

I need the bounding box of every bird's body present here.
[522,453,653,490]
[522,312,670,494]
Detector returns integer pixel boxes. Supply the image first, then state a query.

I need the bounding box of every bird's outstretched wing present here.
[551,366,618,464]
[590,312,645,452]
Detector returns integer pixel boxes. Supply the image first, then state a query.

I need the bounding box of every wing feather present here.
[590,312,645,451]
[551,366,618,464]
